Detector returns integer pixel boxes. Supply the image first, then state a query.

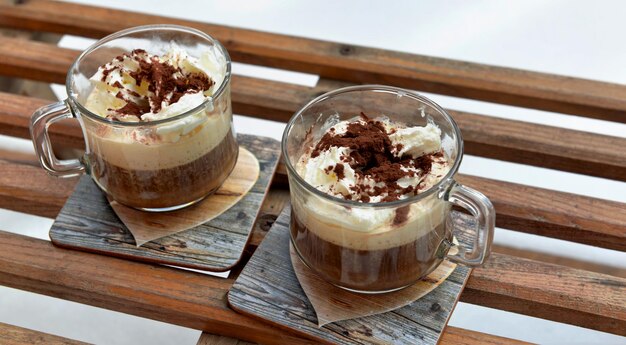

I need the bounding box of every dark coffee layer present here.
[290,209,451,292]
[91,131,238,209]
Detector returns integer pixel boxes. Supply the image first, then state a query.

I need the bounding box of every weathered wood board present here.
[49,134,280,272]
[228,206,473,344]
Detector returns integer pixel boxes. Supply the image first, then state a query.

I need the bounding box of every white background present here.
[1,0,625,344]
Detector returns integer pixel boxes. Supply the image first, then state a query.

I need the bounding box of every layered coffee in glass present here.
[282,86,495,293]
[30,25,237,211]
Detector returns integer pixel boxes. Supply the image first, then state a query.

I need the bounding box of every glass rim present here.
[66,24,232,127]
[281,84,464,208]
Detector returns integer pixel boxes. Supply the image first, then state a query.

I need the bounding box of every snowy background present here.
[1,0,625,344]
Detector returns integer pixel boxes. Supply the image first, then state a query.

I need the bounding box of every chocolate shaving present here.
[100,67,114,82]
[112,101,150,117]
[333,163,345,180]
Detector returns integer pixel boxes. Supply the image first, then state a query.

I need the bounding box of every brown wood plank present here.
[197,328,532,345]
[462,251,626,336]
[493,244,626,279]
[0,158,76,218]
[197,333,256,345]
[454,174,626,252]
[0,148,38,166]
[0,22,60,101]
[440,327,534,345]
[0,322,88,345]
[0,35,74,84]
[0,231,315,345]
[0,89,84,149]
[0,224,624,336]
[1,1,626,122]
[1,36,625,182]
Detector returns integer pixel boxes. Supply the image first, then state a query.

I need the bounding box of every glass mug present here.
[30,25,238,212]
[283,85,495,293]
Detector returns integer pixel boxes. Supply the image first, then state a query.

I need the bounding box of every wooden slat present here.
[493,244,626,279]
[0,229,623,337]
[1,38,625,181]
[197,333,256,345]
[0,148,38,166]
[0,231,315,345]
[0,322,88,345]
[0,35,73,84]
[1,1,626,123]
[462,251,626,336]
[196,329,534,345]
[455,174,626,252]
[0,159,76,218]
[0,88,84,149]
[439,327,533,345]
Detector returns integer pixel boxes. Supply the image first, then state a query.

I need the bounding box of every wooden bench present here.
[0,1,624,344]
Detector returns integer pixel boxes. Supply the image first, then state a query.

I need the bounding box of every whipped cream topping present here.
[296,114,449,204]
[83,44,233,170]
[87,44,225,123]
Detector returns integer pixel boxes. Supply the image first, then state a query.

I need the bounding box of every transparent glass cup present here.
[282,85,495,293]
[30,25,238,211]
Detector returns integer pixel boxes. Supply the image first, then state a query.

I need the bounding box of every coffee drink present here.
[82,47,237,210]
[291,113,453,292]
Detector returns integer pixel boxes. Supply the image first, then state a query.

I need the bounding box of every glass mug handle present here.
[444,182,495,266]
[30,100,84,178]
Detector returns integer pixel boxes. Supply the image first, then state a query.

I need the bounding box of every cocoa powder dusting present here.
[313,115,439,202]
[96,49,214,118]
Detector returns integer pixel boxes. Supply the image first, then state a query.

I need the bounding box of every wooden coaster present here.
[110,147,260,246]
[49,134,280,272]
[228,206,473,344]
